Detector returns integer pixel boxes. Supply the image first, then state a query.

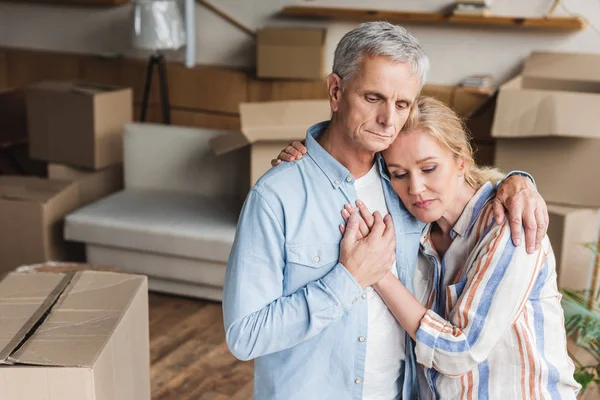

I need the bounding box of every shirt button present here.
[361,293,367,299]
[358,336,365,342]
[312,255,320,263]
[334,179,340,185]
[355,378,362,384]
[346,176,353,183]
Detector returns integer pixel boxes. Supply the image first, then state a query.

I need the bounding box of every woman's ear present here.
[457,157,466,177]
[327,73,343,112]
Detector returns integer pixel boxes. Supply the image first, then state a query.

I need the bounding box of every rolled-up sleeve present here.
[415,222,547,376]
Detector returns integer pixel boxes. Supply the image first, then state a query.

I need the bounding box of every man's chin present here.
[363,139,392,153]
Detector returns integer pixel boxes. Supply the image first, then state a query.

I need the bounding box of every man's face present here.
[329,55,421,154]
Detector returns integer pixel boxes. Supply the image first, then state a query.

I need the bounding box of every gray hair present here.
[332,22,430,87]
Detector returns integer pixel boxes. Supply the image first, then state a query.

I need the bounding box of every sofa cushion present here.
[65,189,239,263]
[85,243,226,287]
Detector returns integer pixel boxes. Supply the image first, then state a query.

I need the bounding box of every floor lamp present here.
[132,0,186,124]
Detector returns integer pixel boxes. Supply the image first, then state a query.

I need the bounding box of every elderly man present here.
[223,22,547,400]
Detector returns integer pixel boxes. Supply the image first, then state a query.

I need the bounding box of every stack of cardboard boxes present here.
[0,81,131,273]
[492,51,600,292]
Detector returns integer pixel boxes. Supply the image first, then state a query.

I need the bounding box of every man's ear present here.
[327,73,343,112]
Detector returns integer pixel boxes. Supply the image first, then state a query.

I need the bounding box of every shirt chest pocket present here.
[284,243,340,294]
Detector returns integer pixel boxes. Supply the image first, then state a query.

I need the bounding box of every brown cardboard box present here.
[257,28,326,80]
[547,203,600,291]
[0,270,150,400]
[0,88,27,142]
[211,100,330,194]
[421,84,493,118]
[494,138,600,208]
[0,142,48,177]
[522,51,600,94]
[48,163,123,207]
[492,53,600,139]
[0,176,82,273]
[26,81,133,169]
[492,52,600,207]
[465,93,496,141]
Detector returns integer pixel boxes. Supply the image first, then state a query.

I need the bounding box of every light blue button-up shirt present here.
[223,121,423,400]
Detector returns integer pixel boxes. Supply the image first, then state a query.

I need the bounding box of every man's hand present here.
[494,175,549,254]
[339,207,395,289]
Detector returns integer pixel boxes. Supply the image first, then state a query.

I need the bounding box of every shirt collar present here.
[305,121,358,188]
[419,181,495,248]
[452,181,495,238]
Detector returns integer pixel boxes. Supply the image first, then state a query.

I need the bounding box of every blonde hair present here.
[401,96,504,189]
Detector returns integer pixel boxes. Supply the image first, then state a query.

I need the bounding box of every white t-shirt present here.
[354,163,405,400]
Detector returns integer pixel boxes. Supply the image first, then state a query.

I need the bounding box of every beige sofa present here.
[65,123,246,301]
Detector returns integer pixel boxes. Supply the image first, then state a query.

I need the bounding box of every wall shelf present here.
[281,6,587,31]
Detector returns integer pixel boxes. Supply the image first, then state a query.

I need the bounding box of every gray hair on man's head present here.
[332,21,430,87]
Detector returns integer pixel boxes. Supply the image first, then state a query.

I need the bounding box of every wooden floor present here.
[149,293,253,400]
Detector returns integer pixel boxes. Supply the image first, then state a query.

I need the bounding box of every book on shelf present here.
[453,3,491,16]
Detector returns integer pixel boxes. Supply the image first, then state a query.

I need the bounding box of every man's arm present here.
[222,190,394,361]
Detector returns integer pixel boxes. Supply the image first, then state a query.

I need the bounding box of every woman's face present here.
[383,130,465,223]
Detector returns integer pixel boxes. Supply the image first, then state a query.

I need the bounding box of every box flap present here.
[28,81,126,97]
[522,51,600,93]
[241,100,330,143]
[0,272,72,364]
[0,176,75,203]
[492,75,600,139]
[210,130,251,155]
[258,28,325,46]
[8,271,146,367]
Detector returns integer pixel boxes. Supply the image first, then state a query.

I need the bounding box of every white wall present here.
[0,0,598,84]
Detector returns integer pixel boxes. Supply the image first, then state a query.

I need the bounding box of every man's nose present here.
[376,103,395,128]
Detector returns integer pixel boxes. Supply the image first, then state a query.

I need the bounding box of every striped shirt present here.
[412,182,581,399]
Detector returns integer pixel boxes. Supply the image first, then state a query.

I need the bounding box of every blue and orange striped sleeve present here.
[414,221,549,376]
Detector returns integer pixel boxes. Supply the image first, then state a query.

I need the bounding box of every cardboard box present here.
[26,81,133,170]
[492,53,600,139]
[0,142,48,177]
[0,88,27,143]
[522,51,600,94]
[0,270,150,400]
[547,203,600,291]
[421,84,493,118]
[49,163,123,207]
[211,100,330,194]
[492,51,600,207]
[257,27,326,80]
[495,138,600,208]
[465,93,496,141]
[0,176,83,273]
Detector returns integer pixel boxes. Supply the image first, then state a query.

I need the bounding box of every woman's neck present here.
[430,181,477,257]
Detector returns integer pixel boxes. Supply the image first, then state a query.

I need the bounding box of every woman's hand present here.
[270,141,308,167]
[339,200,376,239]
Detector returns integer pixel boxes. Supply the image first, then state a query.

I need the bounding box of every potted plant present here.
[562,242,600,396]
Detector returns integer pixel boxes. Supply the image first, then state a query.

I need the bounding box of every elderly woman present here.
[275,97,580,399]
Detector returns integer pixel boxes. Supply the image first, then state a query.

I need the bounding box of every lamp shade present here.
[132,0,186,51]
